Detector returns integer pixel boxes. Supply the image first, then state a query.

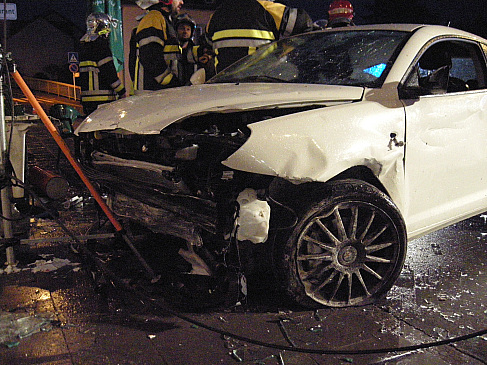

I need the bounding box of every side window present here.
[405,40,487,96]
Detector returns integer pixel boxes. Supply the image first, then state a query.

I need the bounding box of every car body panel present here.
[403,90,487,239]
[75,83,364,135]
[223,97,406,212]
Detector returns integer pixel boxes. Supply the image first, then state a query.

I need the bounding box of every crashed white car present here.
[75,24,487,308]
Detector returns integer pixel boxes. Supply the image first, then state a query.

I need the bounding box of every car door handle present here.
[389,133,404,149]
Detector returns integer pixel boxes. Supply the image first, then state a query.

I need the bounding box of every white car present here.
[75,24,487,308]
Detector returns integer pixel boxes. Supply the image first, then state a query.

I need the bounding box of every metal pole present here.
[2,0,6,51]
[0,73,15,272]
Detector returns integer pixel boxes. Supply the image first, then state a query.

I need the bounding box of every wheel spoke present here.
[301,262,333,280]
[365,241,393,253]
[298,253,333,261]
[302,234,335,251]
[315,218,341,245]
[314,269,338,292]
[365,254,392,264]
[358,210,375,241]
[330,272,345,301]
[363,223,389,246]
[346,273,352,304]
[334,208,348,241]
[363,264,383,280]
[355,270,371,296]
[348,205,359,240]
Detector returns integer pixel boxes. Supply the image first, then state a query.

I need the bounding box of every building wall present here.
[7,18,78,78]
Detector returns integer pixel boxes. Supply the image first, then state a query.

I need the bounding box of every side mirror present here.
[190,68,206,85]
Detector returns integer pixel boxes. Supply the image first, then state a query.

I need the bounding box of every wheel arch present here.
[269,165,390,209]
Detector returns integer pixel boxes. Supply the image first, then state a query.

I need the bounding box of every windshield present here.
[208,30,410,88]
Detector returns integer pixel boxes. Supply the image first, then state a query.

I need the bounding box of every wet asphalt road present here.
[0,204,486,364]
[0,124,486,364]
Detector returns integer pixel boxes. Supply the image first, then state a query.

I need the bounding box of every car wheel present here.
[275,179,407,308]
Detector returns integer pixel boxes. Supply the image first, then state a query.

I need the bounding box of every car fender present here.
[223,98,407,212]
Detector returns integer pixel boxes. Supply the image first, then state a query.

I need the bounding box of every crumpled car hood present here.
[75,83,364,134]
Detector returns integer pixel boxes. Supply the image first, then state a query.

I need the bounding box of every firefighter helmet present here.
[80,13,115,42]
[328,0,354,27]
[174,13,196,37]
[136,0,172,10]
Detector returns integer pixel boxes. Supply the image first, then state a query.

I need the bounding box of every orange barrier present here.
[11,70,123,231]
[11,70,160,282]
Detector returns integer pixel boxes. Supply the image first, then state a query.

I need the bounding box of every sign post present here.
[1,3,17,58]
[68,52,79,99]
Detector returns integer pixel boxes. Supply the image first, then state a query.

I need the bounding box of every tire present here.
[274,179,407,308]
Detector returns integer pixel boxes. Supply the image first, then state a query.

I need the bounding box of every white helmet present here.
[80,12,117,42]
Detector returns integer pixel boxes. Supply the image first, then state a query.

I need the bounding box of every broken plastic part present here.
[235,189,270,244]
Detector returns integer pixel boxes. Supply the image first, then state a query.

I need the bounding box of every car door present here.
[401,38,487,238]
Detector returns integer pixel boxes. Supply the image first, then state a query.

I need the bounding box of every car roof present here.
[322,24,487,43]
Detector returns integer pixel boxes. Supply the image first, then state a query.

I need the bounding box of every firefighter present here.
[327,0,355,28]
[175,13,199,85]
[132,0,184,91]
[205,0,316,74]
[79,12,126,115]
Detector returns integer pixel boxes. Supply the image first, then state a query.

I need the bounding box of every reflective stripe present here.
[98,56,114,67]
[329,8,353,16]
[164,44,180,53]
[81,89,116,96]
[213,38,271,49]
[80,60,97,67]
[155,69,172,84]
[90,69,97,91]
[111,79,122,91]
[135,60,143,90]
[81,95,117,102]
[283,8,297,37]
[138,35,164,47]
[213,29,275,41]
[192,46,199,60]
[187,48,198,63]
[161,73,173,85]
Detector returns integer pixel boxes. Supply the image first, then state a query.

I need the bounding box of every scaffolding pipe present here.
[11,69,159,282]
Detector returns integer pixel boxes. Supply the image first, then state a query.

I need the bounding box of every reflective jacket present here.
[79,37,125,115]
[179,40,200,85]
[133,5,181,91]
[205,0,315,73]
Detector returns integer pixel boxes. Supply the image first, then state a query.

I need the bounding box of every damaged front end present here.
[77,108,304,283]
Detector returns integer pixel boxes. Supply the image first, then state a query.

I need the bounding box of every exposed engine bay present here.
[77,108,310,282]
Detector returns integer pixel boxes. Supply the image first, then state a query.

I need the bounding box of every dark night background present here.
[1,0,486,83]
[7,0,487,39]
